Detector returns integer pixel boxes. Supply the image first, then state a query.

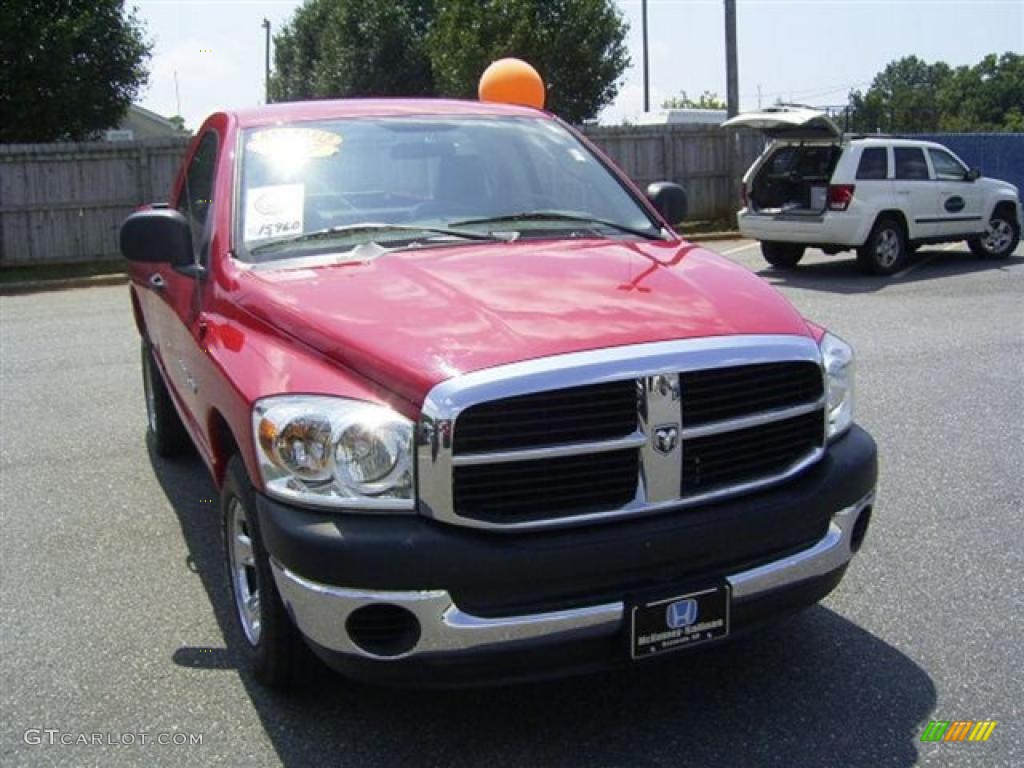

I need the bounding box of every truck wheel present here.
[760,242,805,269]
[857,217,906,276]
[222,455,309,687]
[968,209,1020,259]
[141,341,191,457]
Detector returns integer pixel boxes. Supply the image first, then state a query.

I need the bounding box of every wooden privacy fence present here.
[0,138,190,267]
[581,123,766,222]
[0,126,761,266]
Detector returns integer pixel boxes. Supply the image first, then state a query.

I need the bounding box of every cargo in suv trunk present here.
[748,143,842,214]
[722,107,844,215]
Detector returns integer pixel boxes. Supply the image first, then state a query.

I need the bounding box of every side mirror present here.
[645,182,688,226]
[966,168,981,181]
[120,208,193,268]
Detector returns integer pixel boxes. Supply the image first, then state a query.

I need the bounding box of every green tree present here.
[848,53,1023,133]
[0,0,151,142]
[270,0,435,101]
[271,0,629,124]
[935,53,1024,132]
[847,55,952,133]
[661,90,726,110]
[430,0,630,123]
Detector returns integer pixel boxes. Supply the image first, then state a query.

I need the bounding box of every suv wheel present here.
[760,242,805,269]
[857,217,907,276]
[222,455,309,687]
[968,210,1020,259]
[141,341,191,456]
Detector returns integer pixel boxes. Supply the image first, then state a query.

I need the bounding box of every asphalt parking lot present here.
[1,239,1022,767]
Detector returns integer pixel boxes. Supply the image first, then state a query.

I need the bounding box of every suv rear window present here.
[894,147,930,180]
[856,147,888,180]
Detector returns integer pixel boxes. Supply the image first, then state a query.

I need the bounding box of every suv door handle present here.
[149,273,166,290]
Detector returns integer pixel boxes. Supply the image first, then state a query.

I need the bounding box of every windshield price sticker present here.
[245,184,304,241]
[246,127,342,159]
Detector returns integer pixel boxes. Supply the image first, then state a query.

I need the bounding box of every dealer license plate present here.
[630,583,731,659]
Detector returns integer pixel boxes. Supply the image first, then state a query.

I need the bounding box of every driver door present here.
[152,131,219,437]
[927,147,985,238]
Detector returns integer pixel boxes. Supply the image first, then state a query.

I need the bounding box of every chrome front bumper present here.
[271,491,875,661]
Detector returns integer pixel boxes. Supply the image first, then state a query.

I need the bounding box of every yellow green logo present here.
[921,720,997,742]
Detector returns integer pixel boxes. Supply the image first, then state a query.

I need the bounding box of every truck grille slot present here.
[682,410,824,493]
[452,379,638,453]
[681,362,823,426]
[453,449,639,523]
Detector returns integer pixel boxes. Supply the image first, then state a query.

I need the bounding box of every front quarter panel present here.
[979,178,1022,219]
[196,292,415,489]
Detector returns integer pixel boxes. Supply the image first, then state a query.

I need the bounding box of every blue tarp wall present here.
[906,133,1024,193]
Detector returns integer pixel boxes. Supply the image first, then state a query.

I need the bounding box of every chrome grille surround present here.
[417,335,826,532]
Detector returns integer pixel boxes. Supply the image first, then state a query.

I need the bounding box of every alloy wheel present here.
[875,228,901,268]
[227,498,262,646]
[981,218,1013,254]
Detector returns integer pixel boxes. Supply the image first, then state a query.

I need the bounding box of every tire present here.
[857,216,907,276]
[222,455,309,687]
[760,241,805,269]
[968,209,1020,259]
[141,341,191,457]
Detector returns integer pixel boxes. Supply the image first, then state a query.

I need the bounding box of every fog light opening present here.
[346,603,421,658]
[850,505,872,554]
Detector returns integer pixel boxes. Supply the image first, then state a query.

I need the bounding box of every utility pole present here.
[262,18,271,104]
[724,0,740,227]
[724,0,739,117]
[641,0,650,112]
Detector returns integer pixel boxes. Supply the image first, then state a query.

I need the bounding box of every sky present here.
[134,0,1024,130]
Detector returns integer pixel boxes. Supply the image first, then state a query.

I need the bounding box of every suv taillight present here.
[828,184,855,211]
[740,184,748,207]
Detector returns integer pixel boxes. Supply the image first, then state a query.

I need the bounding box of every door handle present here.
[149,273,166,290]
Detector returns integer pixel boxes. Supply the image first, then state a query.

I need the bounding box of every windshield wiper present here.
[250,222,508,255]
[450,211,663,240]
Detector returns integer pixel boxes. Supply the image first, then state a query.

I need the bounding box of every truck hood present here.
[236,239,812,405]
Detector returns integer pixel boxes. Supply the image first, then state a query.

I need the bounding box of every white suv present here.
[725,107,1022,275]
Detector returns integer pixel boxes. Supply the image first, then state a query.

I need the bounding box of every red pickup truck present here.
[121,99,877,688]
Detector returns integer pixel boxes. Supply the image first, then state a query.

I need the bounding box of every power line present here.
[741,81,871,101]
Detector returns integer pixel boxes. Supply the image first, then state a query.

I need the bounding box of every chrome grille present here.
[417,336,827,531]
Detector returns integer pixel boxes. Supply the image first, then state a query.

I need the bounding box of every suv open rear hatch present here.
[722,106,841,140]
[724,107,844,215]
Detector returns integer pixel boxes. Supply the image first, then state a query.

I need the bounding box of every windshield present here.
[237,116,660,261]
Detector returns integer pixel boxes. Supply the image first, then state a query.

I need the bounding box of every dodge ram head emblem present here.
[653,424,679,454]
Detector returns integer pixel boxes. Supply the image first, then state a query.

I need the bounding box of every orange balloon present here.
[478,58,546,110]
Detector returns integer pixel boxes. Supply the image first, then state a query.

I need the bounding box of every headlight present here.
[253,396,414,511]
[820,332,854,441]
